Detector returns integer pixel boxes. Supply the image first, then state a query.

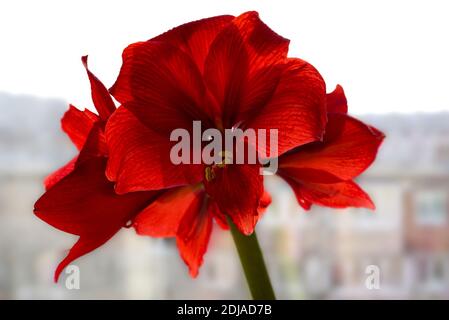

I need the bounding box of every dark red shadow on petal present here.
[34,157,157,282]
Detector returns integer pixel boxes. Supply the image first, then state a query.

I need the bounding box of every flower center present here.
[204,166,215,182]
[204,150,233,182]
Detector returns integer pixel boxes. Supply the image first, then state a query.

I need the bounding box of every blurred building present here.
[1,92,449,299]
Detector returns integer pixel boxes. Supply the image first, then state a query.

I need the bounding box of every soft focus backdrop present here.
[1,0,449,299]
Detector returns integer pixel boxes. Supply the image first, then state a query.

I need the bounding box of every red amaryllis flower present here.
[103,11,326,275]
[35,10,382,282]
[105,12,326,227]
[34,55,271,279]
[277,85,385,210]
[34,57,158,281]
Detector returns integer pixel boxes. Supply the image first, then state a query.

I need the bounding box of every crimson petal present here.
[258,190,272,217]
[203,11,290,127]
[134,184,211,277]
[81,56,116,120]
[280,113,385,180]
[176,194,212,277]
[105,107,203,193]
[110,41,214,133]
[76,123,108,165]
[246,58,327,157]
[53,231,116,283]
[61,105,98,150]
[204,163,263,235]
[283,176,374,210]
[134,185,203,237]
[34,157,156,281]
[44,156,77,190]
[326,85,348,114]
[152,15,234,73]
[210,189,272,230]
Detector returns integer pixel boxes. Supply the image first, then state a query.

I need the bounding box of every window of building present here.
[414,190,448,226]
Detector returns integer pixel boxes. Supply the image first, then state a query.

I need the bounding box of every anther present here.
[205,166,216,182]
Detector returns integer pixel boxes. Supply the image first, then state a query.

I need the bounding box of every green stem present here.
[227,217,276,300]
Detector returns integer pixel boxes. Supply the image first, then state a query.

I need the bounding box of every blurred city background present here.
[1,0,449,300]
[1,92,449,299]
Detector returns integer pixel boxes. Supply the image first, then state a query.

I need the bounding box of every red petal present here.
[46,109,105,190]
[176,195,212,277]
[152,15,234,73]
[110,41,214,133]
[105,107,203,193]
[280,113,385,180]
[44,156,77,190]
[246,58,327,157]
[34,157,156,280]
[283,176,375,210]
[211,188,272,230]
[232,11,289,70]
[258,190,272,217]
[76,123,108,164]
[61,105,98,150]
[35,157,155,235]
[53,232,116,283]
[326,85,348,114]
[134,185,203,237]
[282,175,313,210]
[209,200,229,230]
[135,184,212,277]
[277,167,343,184]
[203,11,290,127]
[204,163,263,235]
[81,56,116,120]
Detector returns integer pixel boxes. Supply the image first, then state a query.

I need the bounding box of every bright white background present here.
[0,0,448,114]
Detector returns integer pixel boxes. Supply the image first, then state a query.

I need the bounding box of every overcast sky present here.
[1,0,448,114]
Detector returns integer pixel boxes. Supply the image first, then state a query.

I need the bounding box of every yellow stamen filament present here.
[205,166,215,182]
[217,150,233,167]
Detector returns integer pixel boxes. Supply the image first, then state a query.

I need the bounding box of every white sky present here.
[0,0,448,114]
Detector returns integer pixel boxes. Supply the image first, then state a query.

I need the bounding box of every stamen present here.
[205,166,215,182]
[217,150,233,167]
